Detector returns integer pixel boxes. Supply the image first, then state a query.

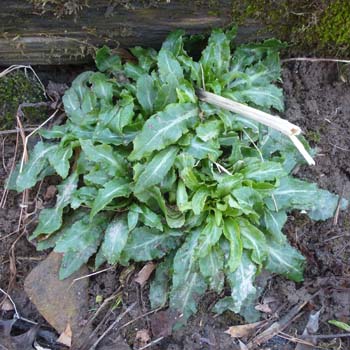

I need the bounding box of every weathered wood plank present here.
[0,0,259,65]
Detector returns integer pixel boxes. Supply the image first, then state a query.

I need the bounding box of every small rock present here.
[24,252,89,346]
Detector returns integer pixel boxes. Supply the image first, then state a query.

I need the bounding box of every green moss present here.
[0,71,47,130]
[232,0,350,56]
[316,1,350,47]
[306,131,321,144]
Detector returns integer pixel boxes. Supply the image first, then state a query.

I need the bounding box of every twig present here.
[277,331,319,348]
[0,287,20,318]
[282,58,350,64]
[90,302,137,350]
[0,128,36,135]
[333,185,345,226]
[196,89,315,166]
[69,265,116,287]
[302,333,350,340]
[138,337,164,350]
[118,307,163,331]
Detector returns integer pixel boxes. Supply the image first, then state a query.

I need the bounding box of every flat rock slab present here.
[24,251,89,337]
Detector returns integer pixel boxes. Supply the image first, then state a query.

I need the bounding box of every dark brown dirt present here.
[1,61,349,350]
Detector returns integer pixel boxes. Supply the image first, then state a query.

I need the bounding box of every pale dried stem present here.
[282,57,350,64]
[19,108,60,173]
[196,89,315,166]
[197,89,301,136]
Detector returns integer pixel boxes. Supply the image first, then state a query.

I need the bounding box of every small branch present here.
[196,88,315,166]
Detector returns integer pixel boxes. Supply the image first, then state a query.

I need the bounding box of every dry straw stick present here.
[196,89,315,166]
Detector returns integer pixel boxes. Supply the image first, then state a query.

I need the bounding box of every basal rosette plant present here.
[7,28,347,324]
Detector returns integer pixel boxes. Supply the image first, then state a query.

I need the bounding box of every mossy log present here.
[0,0,264,65]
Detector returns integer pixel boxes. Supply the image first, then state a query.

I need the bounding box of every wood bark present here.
[0,0,264,65]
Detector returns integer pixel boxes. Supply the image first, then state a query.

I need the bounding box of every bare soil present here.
[0,61,349,350]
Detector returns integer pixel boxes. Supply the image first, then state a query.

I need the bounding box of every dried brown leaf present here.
[225,321,266,338]
[1,299,14,312]
[134,262,156,287]
[57,323,72,347]
[135,329,151,348]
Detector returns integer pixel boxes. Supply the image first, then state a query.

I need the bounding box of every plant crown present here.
[8,28,347,323]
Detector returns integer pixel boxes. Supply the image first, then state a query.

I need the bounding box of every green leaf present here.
[101,215,129,264]
[55,214,109,279]
[161,30,184,56]
[55,214,108,253]
[192,187,210,215]
[149,255,173,309]
[70,186,97,209]
[186,136,222,161]
[122,227,180,262]
[196,216,222,258]
[224,84,284,112]
[158,49,184,87]
[130,103,198,160]
[134,146,178,193]
[199,246,224,293]
[176,179,189,212]
[154,84,177,111]
[89,72,113,101]
[223,218,243,272]
[262,209,287,243]
[136,74,156,114]
[215,173,243,197]
[30,173,78,238]
[90,178,131,217]
[16,142,57,192]
[176,80,197,103]
[236,218,267,265]
[130,46,157,72]
[127,210,139,231]
[95,46,122,72]
[170,230,207,323]
[196,119,222,142]
[80,139,127,176]
[328,320,350,332]
[265,239,305,282]
[265,176,346,220]
[226,252,257,313]
[129,204,163,231]
[48,143,73,179]
[200,29,231,78]
[60,248,96,279]
[241,161,286,182]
